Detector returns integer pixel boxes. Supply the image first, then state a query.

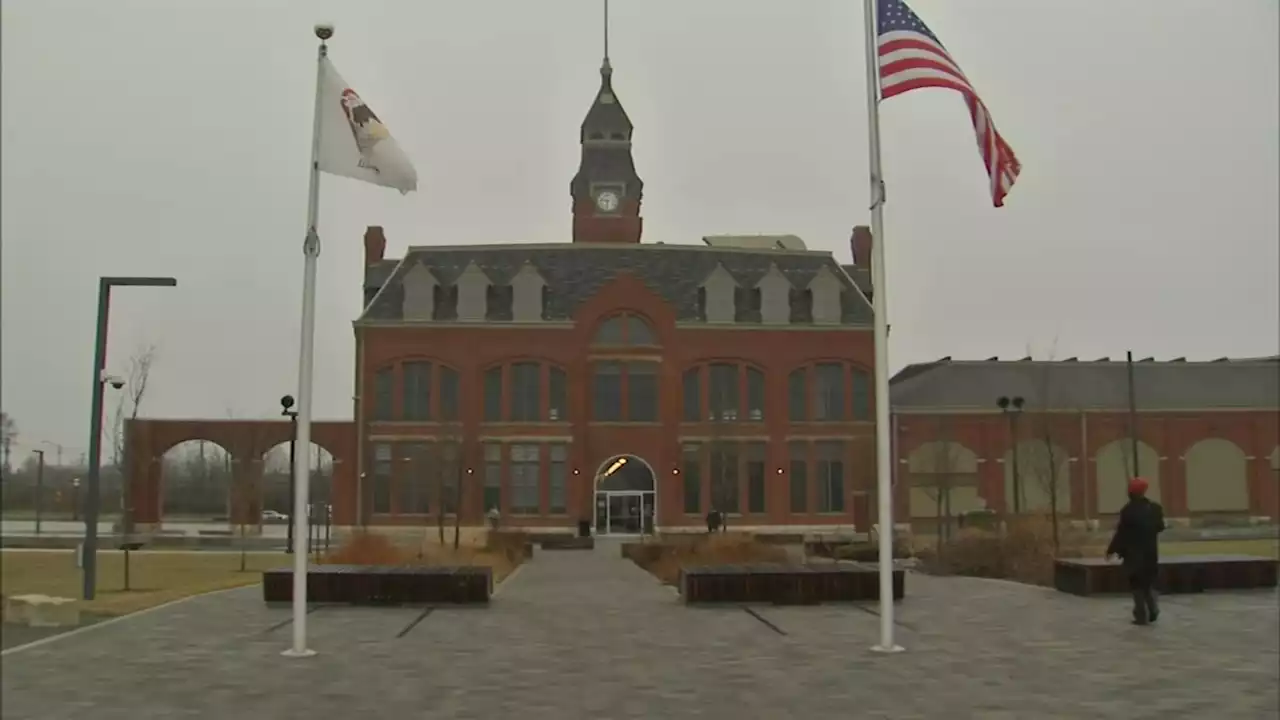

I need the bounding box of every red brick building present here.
[124,57,1278,538]
[891,357,1280,529]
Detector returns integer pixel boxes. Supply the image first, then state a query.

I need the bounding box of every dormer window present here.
[789,288,813,323]
[433,285,458,321]
[589,131,605,140]
[485,284,514,321]
[734,287,762,323]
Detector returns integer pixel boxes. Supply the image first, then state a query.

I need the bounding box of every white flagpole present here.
[282,23,331,660]
[863,0,903,654]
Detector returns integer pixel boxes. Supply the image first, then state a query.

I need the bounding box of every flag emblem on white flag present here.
[317,56,417,194]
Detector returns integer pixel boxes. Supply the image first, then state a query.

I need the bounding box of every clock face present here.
[595,191,620,212]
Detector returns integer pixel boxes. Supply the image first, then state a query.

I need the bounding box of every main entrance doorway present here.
[593,455,656,536]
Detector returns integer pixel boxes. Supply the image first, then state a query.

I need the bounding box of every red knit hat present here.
[1128,477,1149,495]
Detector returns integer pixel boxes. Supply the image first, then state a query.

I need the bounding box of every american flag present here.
[876,0,1021,207]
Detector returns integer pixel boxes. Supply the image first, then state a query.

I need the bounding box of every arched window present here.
[787,362,872,422]
[591,312,657,346]
[681,362,766,422]
[482,361,569,423]
[591,361,659,422]
[371,360,461,422]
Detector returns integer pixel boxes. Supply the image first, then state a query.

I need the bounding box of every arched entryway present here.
[593,455,656,536]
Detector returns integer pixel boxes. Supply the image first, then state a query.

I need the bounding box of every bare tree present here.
[0,411,17,478]
[111,345,157,535]
[1024,341,1065,552]
[436,422,462,549]
[916,417,959,553]
[706,413,735,532]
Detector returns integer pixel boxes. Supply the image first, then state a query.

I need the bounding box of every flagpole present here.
[863,0,903,654]
[282,22,331,660]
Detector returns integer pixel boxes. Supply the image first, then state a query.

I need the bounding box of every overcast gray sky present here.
[2,0,1277,462]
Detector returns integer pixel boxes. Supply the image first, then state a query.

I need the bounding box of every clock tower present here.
[571,11,643,244]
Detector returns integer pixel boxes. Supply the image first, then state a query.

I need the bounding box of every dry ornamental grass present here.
[631,533,793,586]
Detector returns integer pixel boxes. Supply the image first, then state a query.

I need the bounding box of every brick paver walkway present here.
[3,543,1276,719]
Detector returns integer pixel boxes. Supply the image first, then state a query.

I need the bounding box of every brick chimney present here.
[363,226,386,266]
[850,225,873,266]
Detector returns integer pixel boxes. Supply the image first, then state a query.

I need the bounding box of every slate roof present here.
[890,357,1280,411]
[841,264,873,299]
[361,243,874,325]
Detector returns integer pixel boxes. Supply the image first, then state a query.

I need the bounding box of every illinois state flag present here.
[316,56,418,194]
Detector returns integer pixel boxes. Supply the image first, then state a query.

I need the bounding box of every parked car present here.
[261,510,287,521]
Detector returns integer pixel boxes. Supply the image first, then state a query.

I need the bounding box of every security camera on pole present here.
[283,23,418,659]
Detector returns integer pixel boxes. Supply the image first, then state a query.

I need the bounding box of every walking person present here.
[1105,477,1166,625]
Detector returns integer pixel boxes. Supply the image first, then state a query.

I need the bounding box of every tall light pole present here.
[82,276,177,601]
[281,394,298,553]
[997,395,1026,514]
[33,449,45,536]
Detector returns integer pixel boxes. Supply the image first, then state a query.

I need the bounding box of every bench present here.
[1054,554,1278,597]
[679,563,905,605]
[261,565,492,605]
[3,594,80,627]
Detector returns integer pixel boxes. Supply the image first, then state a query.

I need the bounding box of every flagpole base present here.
[870,644,905,654]
[281,647,317,659]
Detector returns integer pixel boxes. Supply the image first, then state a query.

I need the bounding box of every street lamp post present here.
[82,276,177,601]
[33,449,45,536]
[281,395,299,553]
[997,396,1026,514]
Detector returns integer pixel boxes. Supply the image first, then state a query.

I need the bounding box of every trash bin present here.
[577,519,591,538]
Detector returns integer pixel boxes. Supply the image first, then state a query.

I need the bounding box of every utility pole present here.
[33,449,45,535]
[1126,351,1141,477]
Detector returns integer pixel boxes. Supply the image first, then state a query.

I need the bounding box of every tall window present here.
[682,368,701,422]
[788,369,806,421]
[402,361,432,421]
[709,363,739,421]
[510,445,540,515]
[485,285,514,321]
[626,362,658,421]
[789,442,809,513]
[549,367,568,421]
[548,445,567,514]
[682,443,702,514]
[510,362,541,421]
[373,368,394,420]
[483,443,502,511]
[789,288,813,323]
[789,362,871,422]
[734,287,762,323]
[814,363,845,421]
[710,444,739,514]
[592,312,657,346]
[851,368,872,421]
[592,361,623,421]
[400,442,431,514]
[432,285,458,320]
[483,367,503,421]
[372,443,393,513]
[746,367,765,421]
[746,442,766,514]
[439,367,460,421]
[816,441,845,513]
[441,441,460,513]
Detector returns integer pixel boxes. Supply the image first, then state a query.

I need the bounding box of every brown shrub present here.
[922,514,1087,587]
[635,533,793,586]
[320,531,523,582]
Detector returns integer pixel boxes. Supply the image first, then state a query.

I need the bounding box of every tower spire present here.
[602,0,612,75]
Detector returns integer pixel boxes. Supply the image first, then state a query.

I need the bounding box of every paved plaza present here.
[3,543,1277,719]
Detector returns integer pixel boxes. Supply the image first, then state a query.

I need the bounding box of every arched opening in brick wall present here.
[592,454,656,536]
[905,441,981,537]
[1095,439,1162,514]
[159,440,233,521]
[261,441,335,516]
[1185,438,1248,513]
[1002,439,1072,514]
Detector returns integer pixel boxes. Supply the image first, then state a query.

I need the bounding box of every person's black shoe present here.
[1131,618,1150,626]
[1149,610,1159,623]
